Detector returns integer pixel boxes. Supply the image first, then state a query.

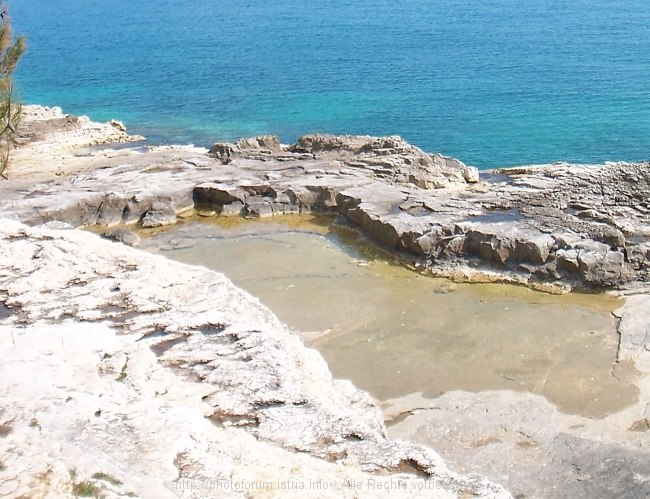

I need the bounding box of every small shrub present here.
[0,1,26,179]
[72,481,99,497]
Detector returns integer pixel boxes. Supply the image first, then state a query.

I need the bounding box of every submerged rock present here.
[101,228,141,247]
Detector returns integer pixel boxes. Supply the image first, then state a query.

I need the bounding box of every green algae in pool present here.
[138,215,638,419]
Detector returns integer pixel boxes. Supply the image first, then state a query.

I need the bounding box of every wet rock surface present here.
[102,228,141,247]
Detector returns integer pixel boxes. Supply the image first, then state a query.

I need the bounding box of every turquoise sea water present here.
[12,0,650,168]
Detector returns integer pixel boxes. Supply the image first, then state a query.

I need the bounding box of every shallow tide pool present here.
[137,215,638,418]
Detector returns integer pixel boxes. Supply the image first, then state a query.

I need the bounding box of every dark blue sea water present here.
[12,0,650,168]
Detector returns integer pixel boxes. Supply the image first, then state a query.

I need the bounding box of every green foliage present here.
[0,1,25,178]
[72,481,100,497]
[115,357,128,382]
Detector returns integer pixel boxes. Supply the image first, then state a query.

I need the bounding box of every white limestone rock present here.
[0,219,510,499]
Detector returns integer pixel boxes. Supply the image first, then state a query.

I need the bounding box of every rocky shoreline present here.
[7,108,650,293]
[1,106,650,498]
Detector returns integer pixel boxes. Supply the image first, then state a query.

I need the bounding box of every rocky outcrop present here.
[10,106,144,179]
[210,133,478,191]
[7,108,650,289]
[141,201,178,228]
[209,134,285,163]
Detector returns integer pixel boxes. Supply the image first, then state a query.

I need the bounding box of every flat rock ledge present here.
[0,219,508,499]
